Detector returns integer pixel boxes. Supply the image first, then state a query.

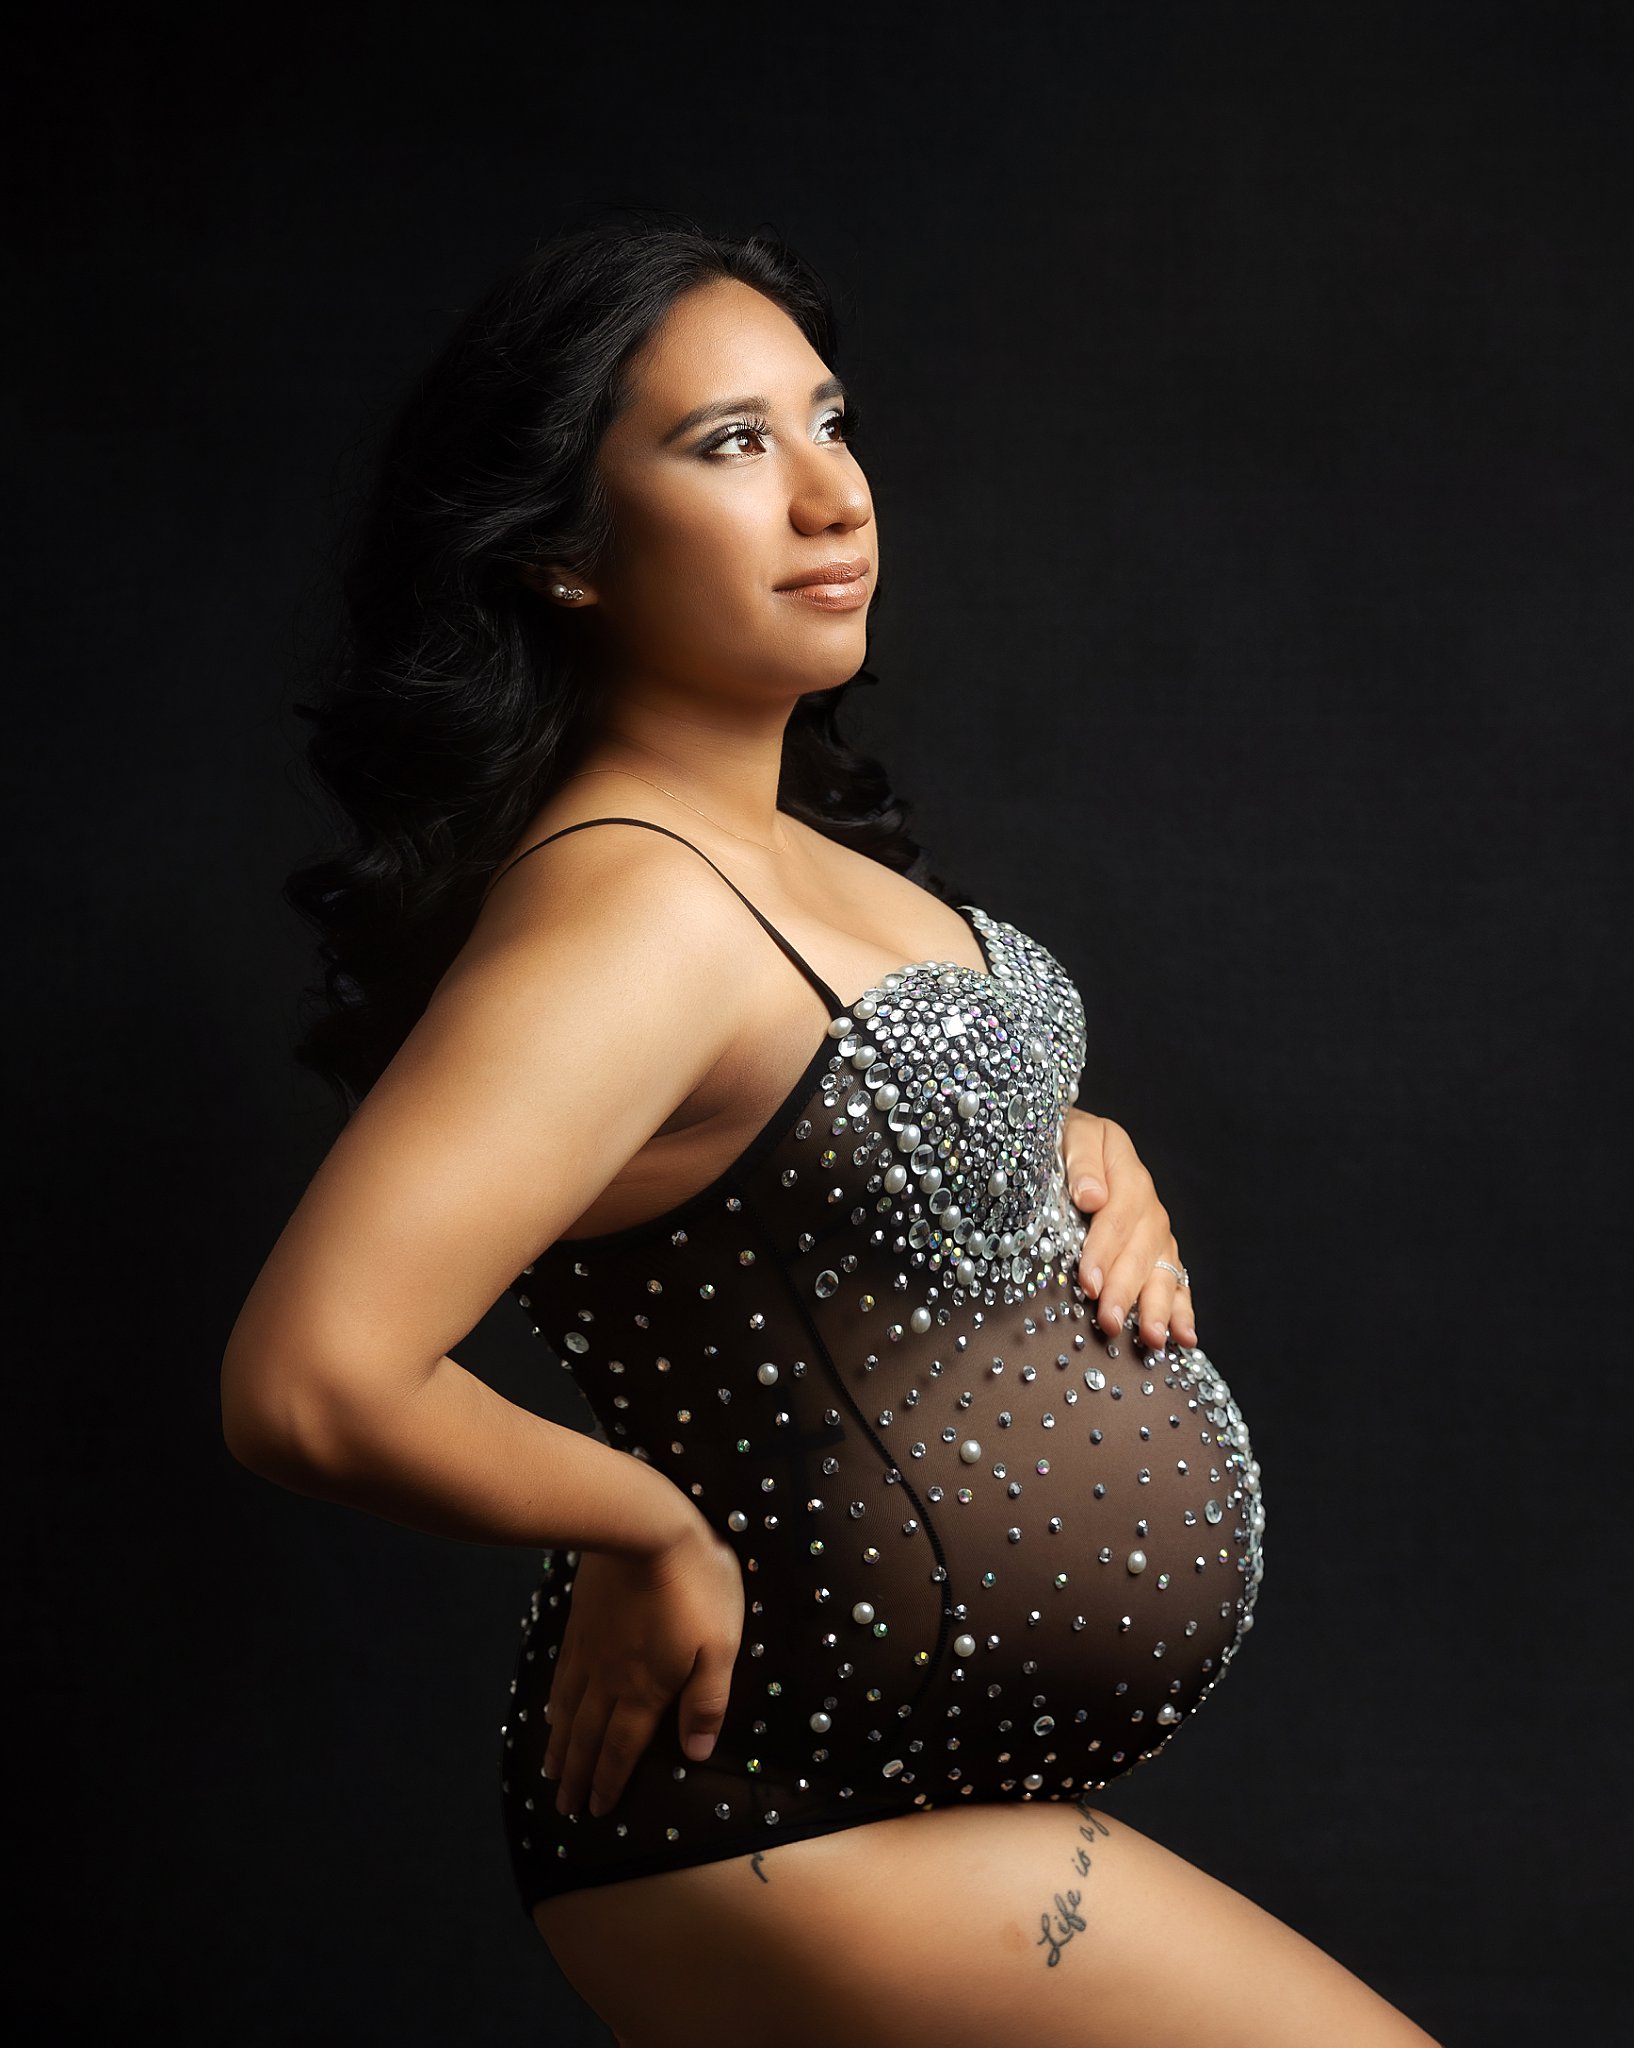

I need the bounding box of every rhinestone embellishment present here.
[497,899,1265,1907]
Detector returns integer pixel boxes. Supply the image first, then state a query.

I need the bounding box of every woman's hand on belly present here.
[541,1510,746,1823]
[1062,1109,1197,1352]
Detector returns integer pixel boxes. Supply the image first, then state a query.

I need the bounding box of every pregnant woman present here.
[222,213,1439,2045]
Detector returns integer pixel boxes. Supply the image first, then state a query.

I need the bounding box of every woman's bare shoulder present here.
[221,827,759,1416]
[449,815,758,1031]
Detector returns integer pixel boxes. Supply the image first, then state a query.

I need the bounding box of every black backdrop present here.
[12,3,1631,2041]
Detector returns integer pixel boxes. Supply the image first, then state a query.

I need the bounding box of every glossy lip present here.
[774,556,871,590]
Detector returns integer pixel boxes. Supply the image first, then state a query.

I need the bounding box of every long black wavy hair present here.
[284,207,955,1118]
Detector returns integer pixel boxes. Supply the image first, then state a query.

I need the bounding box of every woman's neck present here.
[573,695,796,852]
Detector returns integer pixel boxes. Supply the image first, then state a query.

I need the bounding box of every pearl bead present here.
[851,1601,875,1625]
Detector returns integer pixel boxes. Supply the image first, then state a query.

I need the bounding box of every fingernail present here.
[684,1733,715,1762]
[1105,1303,1123,1332]
[1073,1177,1104,1203]
[589,1792,606,1817]
[1087,1266,1103,1297]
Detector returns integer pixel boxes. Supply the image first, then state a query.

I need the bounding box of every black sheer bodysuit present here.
[496,819,1266,1914]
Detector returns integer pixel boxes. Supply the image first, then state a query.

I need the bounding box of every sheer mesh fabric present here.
[495,820,1266,1912]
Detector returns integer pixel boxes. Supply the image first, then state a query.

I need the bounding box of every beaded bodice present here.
[496,818,1265,1904]
[522,900,1095,1413]
[811,904,1091,1307]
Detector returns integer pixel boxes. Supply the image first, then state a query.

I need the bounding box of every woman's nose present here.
[790,459,871,534]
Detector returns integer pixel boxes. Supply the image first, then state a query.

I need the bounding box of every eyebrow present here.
[660,375,849,446]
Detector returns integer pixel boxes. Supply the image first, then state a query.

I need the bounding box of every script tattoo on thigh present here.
[1035,1794,1113,1968]
[750,1851,769,1884]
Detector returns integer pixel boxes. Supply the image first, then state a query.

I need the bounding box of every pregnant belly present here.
[703,1280,1268,1804]
[509,1289,1266,1822]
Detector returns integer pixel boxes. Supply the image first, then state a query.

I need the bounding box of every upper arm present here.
[220,834,749,1460]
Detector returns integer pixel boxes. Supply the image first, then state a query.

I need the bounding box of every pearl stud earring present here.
[551,583,584,600]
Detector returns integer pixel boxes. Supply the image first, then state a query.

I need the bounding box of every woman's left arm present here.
[1061,1107,1198,1351]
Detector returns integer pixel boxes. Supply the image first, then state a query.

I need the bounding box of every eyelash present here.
[701,405,859,459]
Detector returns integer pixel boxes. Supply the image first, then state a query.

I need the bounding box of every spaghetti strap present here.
[481,815,845,1015]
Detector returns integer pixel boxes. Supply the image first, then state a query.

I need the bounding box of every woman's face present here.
[568,276,876,707]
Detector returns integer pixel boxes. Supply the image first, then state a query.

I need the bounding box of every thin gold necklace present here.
[569,767,786,852]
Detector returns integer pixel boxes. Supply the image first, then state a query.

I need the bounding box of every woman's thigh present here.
[533,1796,1441,2048]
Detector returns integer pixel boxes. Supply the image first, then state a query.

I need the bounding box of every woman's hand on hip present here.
[1063,1108,1198,1352]
[541,1512,745,1821]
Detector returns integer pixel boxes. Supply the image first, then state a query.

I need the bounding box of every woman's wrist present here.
[618,1453,709,1563]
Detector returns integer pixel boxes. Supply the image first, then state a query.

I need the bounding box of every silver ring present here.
[1152,1258,1189,1288]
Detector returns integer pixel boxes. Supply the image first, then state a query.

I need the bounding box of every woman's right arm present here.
[219,834,748,1564]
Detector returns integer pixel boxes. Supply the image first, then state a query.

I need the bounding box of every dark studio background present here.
[10,2,1631,2040]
